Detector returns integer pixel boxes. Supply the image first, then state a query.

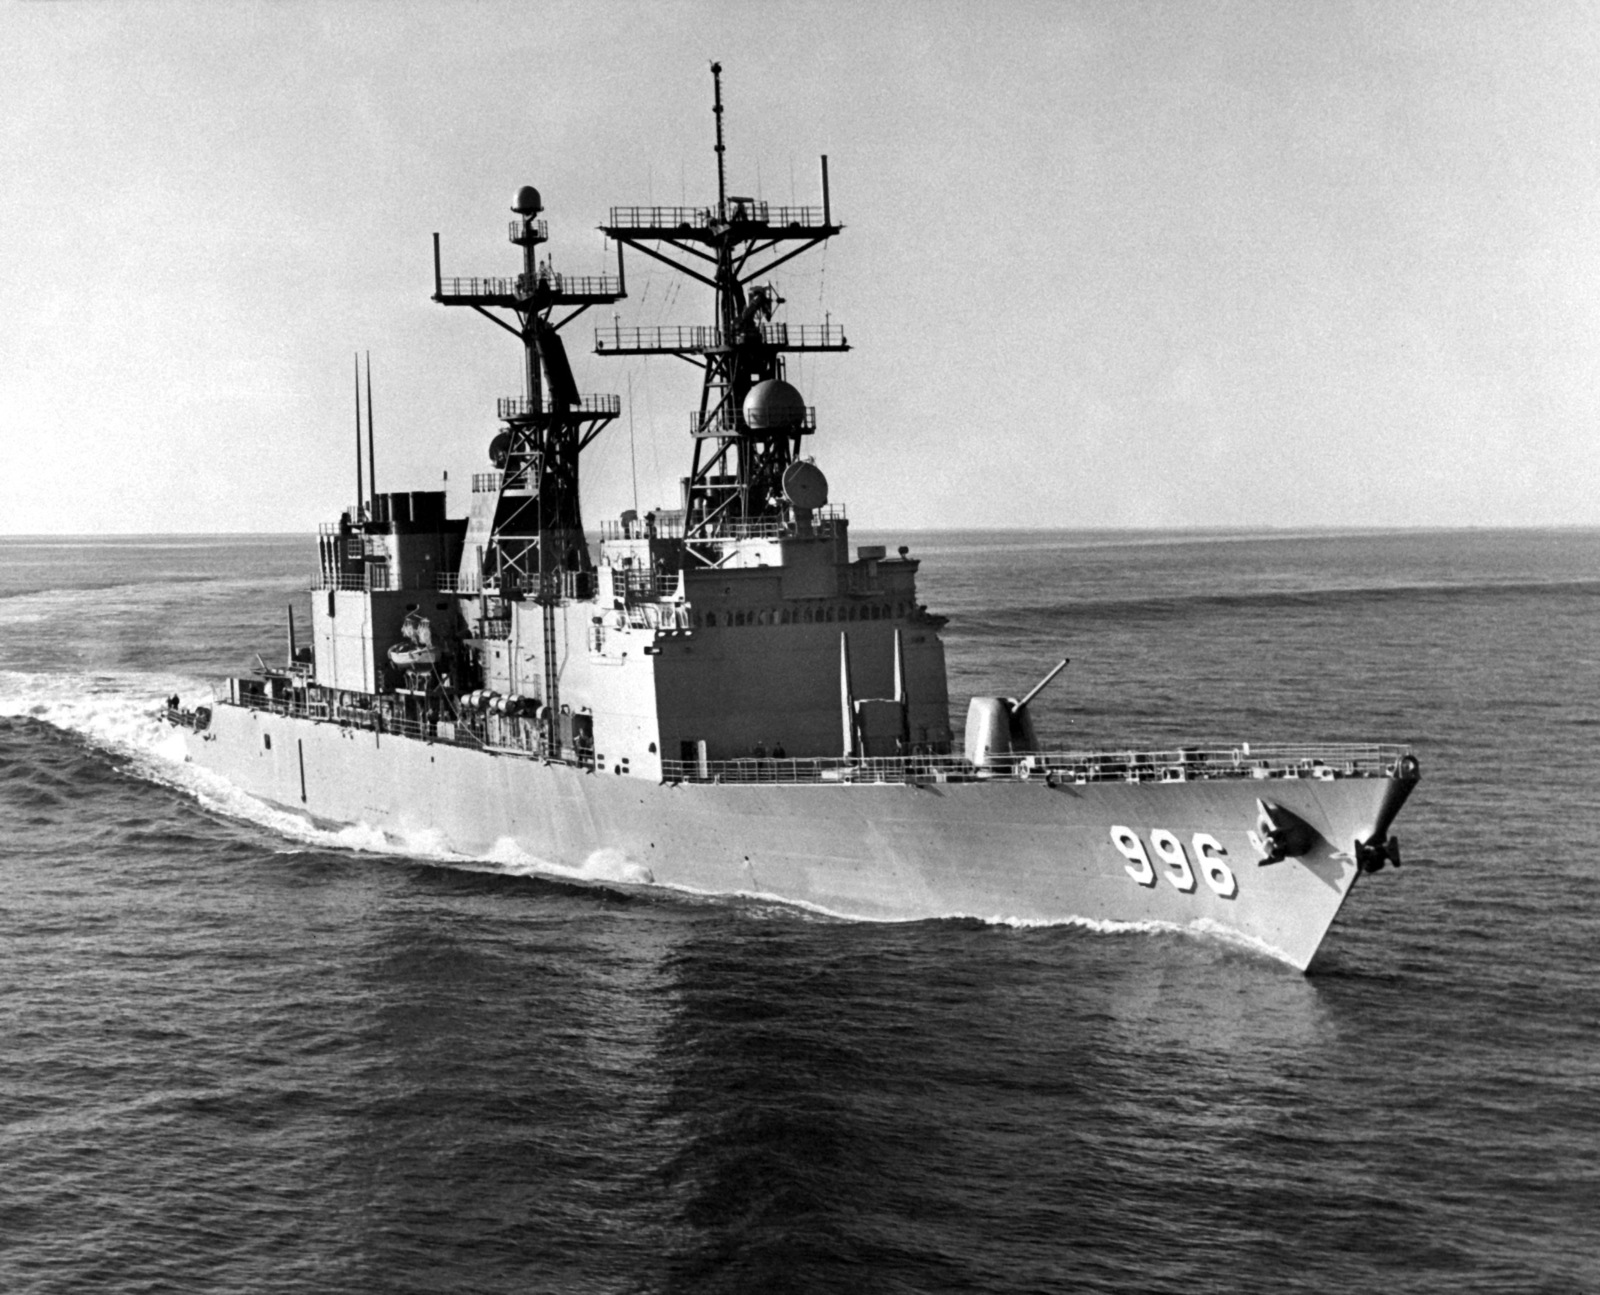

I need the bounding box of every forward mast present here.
[432,186,626,750]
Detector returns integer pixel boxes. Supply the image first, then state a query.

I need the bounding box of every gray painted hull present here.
[186,703,1405,970]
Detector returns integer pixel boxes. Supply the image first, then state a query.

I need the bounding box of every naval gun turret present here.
[964,659,1070,767]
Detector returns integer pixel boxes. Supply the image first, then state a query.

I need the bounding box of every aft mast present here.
[598,62,847,563]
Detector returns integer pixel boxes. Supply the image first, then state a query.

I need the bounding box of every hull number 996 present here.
[1110,826,1238,899]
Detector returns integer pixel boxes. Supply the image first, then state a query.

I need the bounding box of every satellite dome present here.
[742,379,808,431]
[512,185,543,216]
[488,431,510,467]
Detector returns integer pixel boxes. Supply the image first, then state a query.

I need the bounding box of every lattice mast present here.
[432,190,624,598]
[433,189,624,754]
[598,62,846,556]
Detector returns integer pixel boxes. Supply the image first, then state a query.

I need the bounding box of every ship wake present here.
[0,669,563,875]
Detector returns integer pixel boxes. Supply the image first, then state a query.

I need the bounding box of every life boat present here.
[387,610,441,669]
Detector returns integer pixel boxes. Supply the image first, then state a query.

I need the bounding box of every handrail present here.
[692,406,815,436]
[605,203,832,230]
[595,324,721,353]
[437,270,622,301]
[218,689,598,770]
[436,276,519,298]
[606,206,713,230]
[506,218,549,243]
[659,744,1414,787]
[198,692,1411,791]
[312,570,393,592]
[499,393,621,420]
[593,321,846,355]
[681,507,847,542]
[599,513,688,541]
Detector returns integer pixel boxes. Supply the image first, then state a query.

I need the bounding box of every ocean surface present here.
[1,527,1596,1294]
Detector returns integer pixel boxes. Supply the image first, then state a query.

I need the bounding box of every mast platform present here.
[595,322,848,355]
[433,272,624,309]
[691,408,813,437]
[604,203,839,238]
[497,394,621,421]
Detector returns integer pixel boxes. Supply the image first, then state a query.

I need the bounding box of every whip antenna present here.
[365,351,377,507]
[711,61,727,218]
[353,352,364,518]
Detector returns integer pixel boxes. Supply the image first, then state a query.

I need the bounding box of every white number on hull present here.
[1110,825,1155,886]
[1191,833,1238,898]
[1109,828,1238,899]
[1150,829,1196,893]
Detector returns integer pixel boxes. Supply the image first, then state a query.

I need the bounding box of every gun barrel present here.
[1016,658,1070,712]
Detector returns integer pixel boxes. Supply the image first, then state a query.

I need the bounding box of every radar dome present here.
[512,185,543,215]
[742,379,808,431]
[488,432,510,467]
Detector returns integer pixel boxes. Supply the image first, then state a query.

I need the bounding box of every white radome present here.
[742,379,808,430]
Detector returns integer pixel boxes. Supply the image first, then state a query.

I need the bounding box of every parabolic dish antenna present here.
[782,460,829,510]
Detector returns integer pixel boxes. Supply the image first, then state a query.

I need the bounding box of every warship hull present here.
[185,703,1412,970]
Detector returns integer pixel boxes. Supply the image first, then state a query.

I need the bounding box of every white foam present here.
[1,668,202,760]
[1187,916,1301,967]
[982,913,1182,935]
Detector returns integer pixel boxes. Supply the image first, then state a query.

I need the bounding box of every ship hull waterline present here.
[184,705,1411,971]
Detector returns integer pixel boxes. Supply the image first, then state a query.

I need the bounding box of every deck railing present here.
[194,692,1412,789]
[686,507,847,542]
[658,744,1413,787]
[215,689,595,769]
[598,513,687,541]
[315,568,472,594]
[312,570,393,592]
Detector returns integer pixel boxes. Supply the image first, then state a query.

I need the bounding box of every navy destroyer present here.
[167,66,1419,970]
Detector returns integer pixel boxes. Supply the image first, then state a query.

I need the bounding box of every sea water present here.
[1,528,1596,1293]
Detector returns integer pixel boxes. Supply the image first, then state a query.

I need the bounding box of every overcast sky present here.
[3,1,1598,533]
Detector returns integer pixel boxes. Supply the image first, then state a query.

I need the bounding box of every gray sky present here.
[3,1,1598,533]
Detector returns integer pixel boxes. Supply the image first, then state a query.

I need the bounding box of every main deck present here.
[168,696,1410,789]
